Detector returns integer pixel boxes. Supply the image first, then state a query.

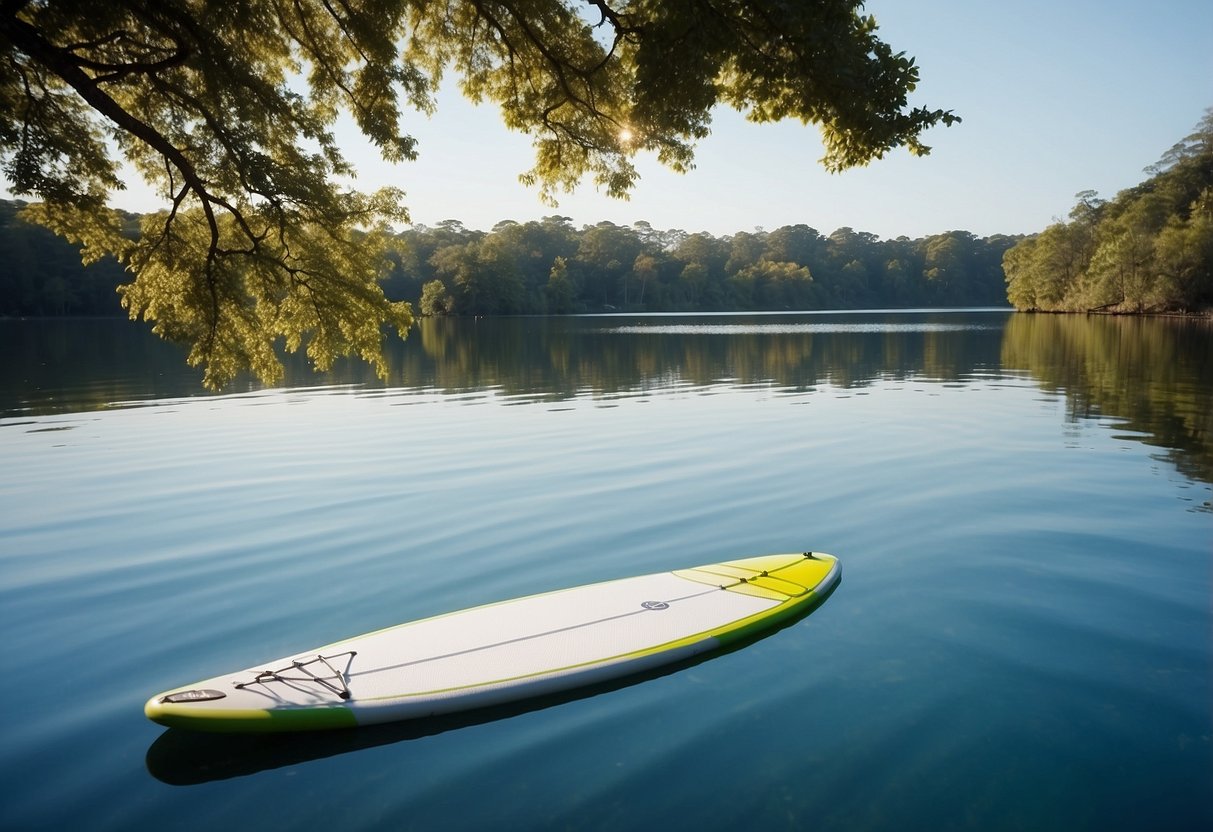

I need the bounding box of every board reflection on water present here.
[3,310,1210,487]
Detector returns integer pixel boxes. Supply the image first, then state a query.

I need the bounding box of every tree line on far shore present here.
[0,200,136,316]
[0,197,1016,317]
[392,220,1015,315]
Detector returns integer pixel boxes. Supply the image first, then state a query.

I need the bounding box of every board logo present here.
[641,600,670,611]
[160,689,227,704]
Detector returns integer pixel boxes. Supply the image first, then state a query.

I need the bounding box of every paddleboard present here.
[145,551,840,733]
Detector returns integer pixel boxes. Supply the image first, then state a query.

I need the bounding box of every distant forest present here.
[0,198,1014,317]
[1004,110,1213,314]
[0,200,137,316]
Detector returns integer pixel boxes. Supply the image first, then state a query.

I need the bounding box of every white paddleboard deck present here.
[146,552,840,732]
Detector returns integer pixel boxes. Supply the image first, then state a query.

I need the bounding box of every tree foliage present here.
[1004,110,1213,314]
[1,0,956,386]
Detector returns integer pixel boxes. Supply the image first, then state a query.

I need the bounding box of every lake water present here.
[1,310,1210,830]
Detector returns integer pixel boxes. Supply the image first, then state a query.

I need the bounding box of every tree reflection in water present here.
[2,311,1209,490]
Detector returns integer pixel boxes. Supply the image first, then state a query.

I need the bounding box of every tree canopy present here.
[1003,109,1213,314]
[1,0,957,386]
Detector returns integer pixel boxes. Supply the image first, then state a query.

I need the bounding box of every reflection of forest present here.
[407,314,1010,395]
[1001,314,1213,487]
[3,313,1210,489]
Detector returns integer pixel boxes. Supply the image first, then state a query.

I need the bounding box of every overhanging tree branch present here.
[1,0,956,388]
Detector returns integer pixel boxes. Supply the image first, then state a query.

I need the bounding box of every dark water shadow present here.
[146,578,839,785]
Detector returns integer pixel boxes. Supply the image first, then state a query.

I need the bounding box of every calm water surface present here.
[1,310,1210,830]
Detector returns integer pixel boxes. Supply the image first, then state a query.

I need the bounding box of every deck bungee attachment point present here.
[232,651,358,700]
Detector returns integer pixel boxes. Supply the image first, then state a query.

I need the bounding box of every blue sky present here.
[7,0,1212,240]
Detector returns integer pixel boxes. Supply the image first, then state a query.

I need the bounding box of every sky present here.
[6,0,1213,240]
